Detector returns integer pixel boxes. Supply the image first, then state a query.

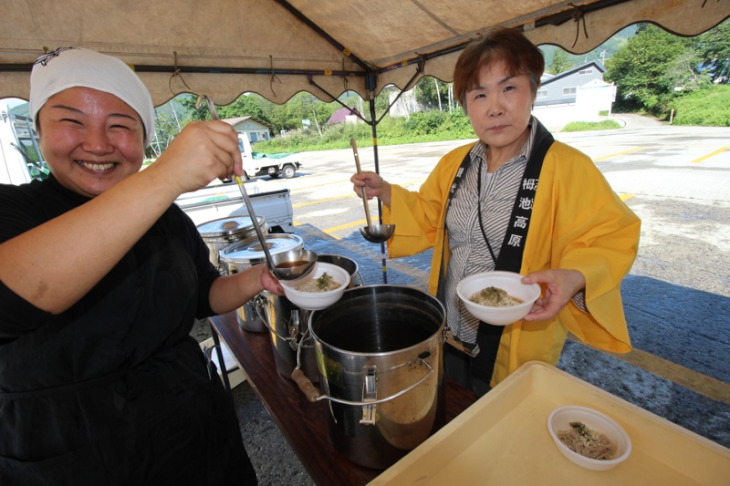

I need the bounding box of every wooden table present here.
[208,311,477,486]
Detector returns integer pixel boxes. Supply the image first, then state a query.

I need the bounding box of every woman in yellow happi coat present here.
[351,28,640,394]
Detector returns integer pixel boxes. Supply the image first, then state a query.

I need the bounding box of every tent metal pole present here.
[365,73,388,285]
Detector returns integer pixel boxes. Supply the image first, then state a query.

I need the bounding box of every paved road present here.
[612,113,665,128]
[249,124,729,295]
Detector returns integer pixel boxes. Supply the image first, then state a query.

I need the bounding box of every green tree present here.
[691,19,730,83]
[374,87,392,116]
[605,24,692,114]
[260,92,341,134]
[177,93,209,121]
[148,111,178,157]
[146,95,198,157]
[216,94,274,125]
[548,49,573,74]
[662,48,708,93]
[414,76,449,110]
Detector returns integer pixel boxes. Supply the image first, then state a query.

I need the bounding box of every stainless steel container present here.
[306,285,446,470]
[219,233,303,332]
[259,293,319,382]
[316,254,364,288]
[196,215,267,270]
[262,253,364,382]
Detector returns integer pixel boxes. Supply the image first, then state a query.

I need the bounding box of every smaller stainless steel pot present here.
[196,215,267,270]
[219,233,303,332]
[258,293,320,382]
[260,253,365,382]
[316,254,364,288]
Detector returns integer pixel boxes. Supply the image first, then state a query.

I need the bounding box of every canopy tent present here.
[2,0,727,282]
[1,0,728,107]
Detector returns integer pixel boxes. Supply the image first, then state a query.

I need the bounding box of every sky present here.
[2,98,27,109]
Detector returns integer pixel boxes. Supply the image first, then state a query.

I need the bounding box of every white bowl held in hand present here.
[547,405,632,471]
[280,262,350,311]
[456,271,541,326]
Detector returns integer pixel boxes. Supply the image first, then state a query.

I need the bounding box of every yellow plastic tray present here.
[369,361,730,485]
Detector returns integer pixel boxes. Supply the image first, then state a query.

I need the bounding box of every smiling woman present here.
[35,87,147,197]
[0,47,283,485]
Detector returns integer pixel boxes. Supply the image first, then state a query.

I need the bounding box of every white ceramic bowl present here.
[547,405,632,471]
[456,271,540,326]
[280,262,350,311]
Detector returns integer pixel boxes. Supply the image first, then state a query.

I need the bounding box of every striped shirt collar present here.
[469,116,537,169]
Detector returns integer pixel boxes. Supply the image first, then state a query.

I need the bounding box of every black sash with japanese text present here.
[493,132,553,271]
[444,122,554,394]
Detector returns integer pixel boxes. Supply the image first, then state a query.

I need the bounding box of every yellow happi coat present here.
[383,140,641,386]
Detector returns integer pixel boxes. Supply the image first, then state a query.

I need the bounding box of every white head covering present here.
[30,47,155,144]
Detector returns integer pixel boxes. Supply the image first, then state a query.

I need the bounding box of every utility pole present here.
[311,105,322,136]
[433,78,443,111]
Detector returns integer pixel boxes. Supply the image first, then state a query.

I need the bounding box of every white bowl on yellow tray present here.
[547,405,632,471]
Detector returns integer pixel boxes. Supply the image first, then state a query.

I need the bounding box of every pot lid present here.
[220,233,304,262]
[196,215,265,237]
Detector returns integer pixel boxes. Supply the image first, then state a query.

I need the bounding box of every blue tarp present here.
[252,152,296,160]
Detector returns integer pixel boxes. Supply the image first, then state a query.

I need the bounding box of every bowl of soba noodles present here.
[456,271,541,326]
[280,262,351,310]
[547,405,632,471]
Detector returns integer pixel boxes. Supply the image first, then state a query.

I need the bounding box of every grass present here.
[256,118,623,153]
[669,86,730,126]
[562,120,623,132]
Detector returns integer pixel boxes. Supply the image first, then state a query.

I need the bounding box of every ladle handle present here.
[202,95,220,120]
[201,94,276,273]
[236,175,276,272]
[350,138,373,227]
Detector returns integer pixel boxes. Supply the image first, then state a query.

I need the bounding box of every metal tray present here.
[369,361,730,485]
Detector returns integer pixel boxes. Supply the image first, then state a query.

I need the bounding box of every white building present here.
[533,61,617,130]
[223,116,272,143]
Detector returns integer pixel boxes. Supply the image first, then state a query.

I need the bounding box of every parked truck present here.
[238,134,301,180]
[181,129,297,233]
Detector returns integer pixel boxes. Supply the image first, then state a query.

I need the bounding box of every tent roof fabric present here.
[1,0,728,106]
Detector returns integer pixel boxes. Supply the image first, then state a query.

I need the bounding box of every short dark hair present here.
[453,28,544,108]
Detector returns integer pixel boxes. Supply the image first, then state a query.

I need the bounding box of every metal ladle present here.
[200,95,316,280]
[350,138,395,243]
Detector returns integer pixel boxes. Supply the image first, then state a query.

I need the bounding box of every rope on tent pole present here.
[168,51,194,96]
[269,55,283,97]
[568,3,589,48]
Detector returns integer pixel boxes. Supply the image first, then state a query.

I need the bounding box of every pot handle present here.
[292,352,434,405]
[443,328,480,358]
[291,327,321,400]
[253,294,299,344]
[292,368,322,401]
